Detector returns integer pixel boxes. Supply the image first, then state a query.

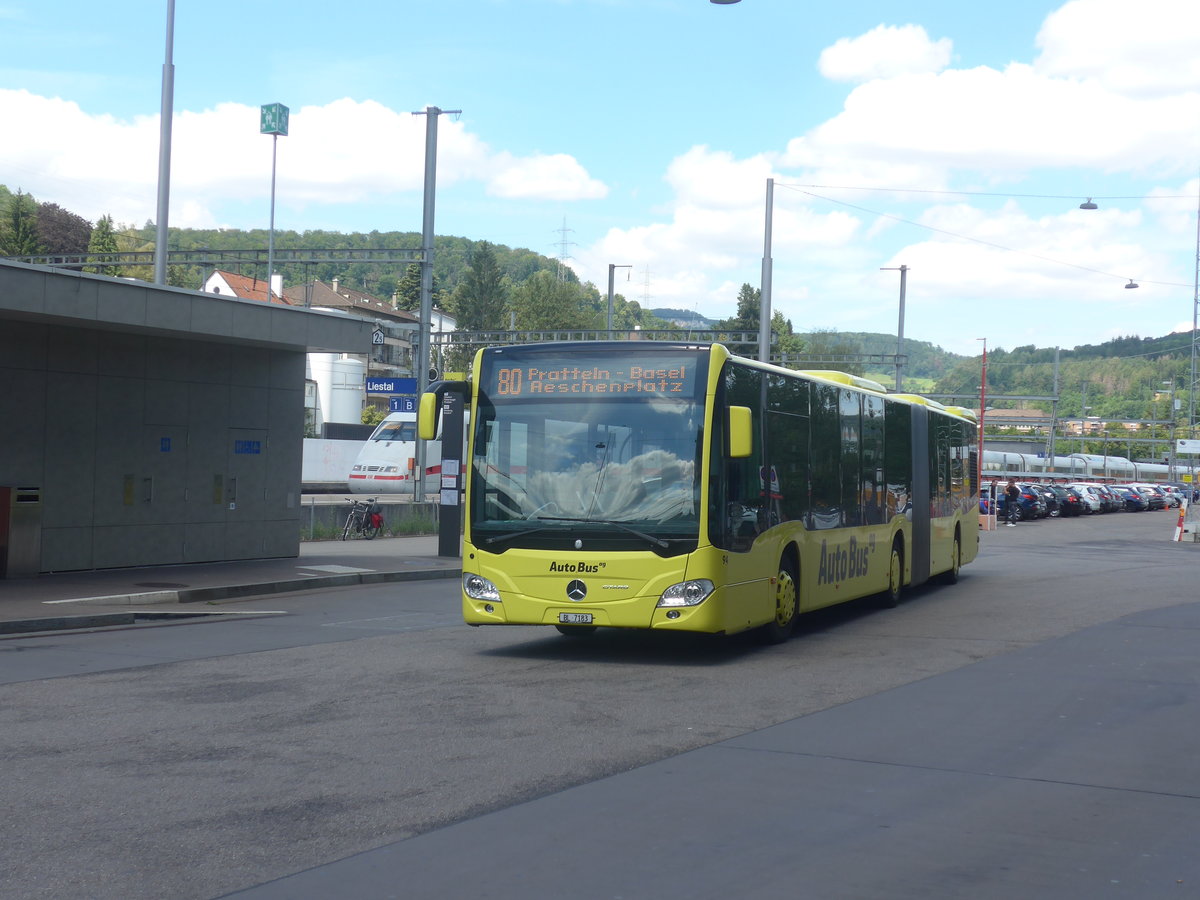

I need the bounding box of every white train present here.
[981,449,1180,483]
[347,412,442,495]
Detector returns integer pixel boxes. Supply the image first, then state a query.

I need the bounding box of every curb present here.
[0,567,461,636]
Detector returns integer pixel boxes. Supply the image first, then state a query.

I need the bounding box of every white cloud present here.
[818,24,952,84]
[787,64,1199,178]
[0,90,606,227]
[486,153,607,200]
[1035,0,1200,97]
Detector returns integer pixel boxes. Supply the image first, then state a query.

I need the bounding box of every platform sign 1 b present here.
[389,396,417,413]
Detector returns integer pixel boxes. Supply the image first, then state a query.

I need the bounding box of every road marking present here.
[299,565,376,574]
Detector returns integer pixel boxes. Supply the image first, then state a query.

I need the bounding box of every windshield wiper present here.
[535,516,671,549]
[482,525,557,546]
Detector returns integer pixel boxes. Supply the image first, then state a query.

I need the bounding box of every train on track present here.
[981,449,1187,484]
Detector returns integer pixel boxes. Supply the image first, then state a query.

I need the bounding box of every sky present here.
[2,0,1199,357]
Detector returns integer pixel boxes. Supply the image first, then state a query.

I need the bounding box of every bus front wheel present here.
[881,538,904,608]
[757,557,798,645]
[938,532,961,585]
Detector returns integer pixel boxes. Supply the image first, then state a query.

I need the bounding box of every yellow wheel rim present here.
[775,569,797,627]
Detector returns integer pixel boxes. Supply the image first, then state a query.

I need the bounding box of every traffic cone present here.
[1173,504,1185,542]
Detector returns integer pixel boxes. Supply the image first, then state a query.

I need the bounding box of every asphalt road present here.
[2,510,1196,899]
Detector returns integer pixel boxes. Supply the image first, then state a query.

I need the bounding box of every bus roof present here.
[795,370,888,393]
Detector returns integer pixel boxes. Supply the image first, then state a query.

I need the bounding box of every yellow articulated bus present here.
[420,341,978,643]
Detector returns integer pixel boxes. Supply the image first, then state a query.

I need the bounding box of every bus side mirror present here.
[418,392,440,441]
[728,406,753,458]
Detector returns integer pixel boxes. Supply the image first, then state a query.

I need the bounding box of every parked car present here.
[1046,484,1086,517]
[1029,483,1061,517]
[1166,482,1200,503]
[1110,484,1149,512]
[1132,484,1167,510]
[1154,484,1183,508]
[1018,482,1049,519]
[994,483,1045,521]
[1067,483,1104,514]
[1093,484,1122,512]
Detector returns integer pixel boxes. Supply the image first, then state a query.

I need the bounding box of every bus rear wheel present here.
[880,538,904,608]
[757,558,798,645]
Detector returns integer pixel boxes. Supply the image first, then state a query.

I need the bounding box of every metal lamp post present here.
[260,103,289,299]
[607,264,632,332]
[759,178,774,364]
[411,105,461,506]
[153,0,175,285]
[977,338,987,493]
[881,265,908,390]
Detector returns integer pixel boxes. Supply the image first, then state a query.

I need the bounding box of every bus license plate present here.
[558,612,593,625]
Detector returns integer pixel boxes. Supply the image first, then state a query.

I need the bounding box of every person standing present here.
[1005,478,1021,526]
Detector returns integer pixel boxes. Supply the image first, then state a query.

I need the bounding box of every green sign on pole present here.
[260,103,289,136]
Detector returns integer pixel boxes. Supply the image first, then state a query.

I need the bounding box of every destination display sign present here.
[483,353,702,398]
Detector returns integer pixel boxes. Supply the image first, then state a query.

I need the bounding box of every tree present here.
[449,241,509,331]
[0,189,43,256]
[714,283,761,332]
[394,263,423,311]
[510,271,599,330]
[36,203,92,255]
[799,329,865,375]
[86,215,121,277]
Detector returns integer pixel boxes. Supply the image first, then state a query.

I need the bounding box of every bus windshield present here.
[469,349,708,553]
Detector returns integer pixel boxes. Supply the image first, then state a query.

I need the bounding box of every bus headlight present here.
[657,579,714,608]
[463,573,501,602]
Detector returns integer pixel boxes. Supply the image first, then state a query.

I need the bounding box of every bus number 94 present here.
[497,368,523,395]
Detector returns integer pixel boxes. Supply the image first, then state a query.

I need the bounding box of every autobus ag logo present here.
[549,561,602,573]
[566,580,587,602]
[817,537,871,585]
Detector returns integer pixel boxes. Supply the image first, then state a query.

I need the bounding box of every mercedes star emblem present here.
[566,579,588,602]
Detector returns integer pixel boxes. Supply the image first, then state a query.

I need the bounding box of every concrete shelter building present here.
[0,260,369,574]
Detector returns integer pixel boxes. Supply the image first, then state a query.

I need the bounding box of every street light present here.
[760,178,774,363]
[260,103,290,300]
[881,264,908,390]
[153,0,176,285]
[977,338,987,494]
[607,264,632,332]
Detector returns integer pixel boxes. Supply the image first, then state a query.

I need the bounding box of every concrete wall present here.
[0,319,304,569]
[0,261,371,573]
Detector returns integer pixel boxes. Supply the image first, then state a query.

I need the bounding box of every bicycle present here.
[342,497,384,540]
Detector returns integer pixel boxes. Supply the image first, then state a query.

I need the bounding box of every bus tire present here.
[880,537,904,608]
[757,556,798,645]
[938,531,961,585]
